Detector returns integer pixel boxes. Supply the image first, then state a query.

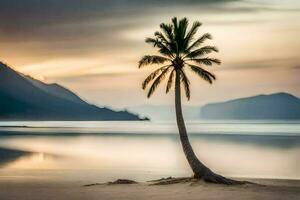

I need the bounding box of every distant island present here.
[129,93,300,120]
[200,92,300,120]
[0,62,145,121]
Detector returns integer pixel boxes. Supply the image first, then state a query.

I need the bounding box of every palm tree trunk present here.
[174,70,242,184]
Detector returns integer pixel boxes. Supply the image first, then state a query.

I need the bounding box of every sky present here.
[1,0,300,109]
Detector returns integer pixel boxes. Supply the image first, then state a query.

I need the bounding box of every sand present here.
[0,177,299,200]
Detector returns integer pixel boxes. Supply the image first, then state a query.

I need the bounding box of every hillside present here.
[0,62,143,121]
[200,93,300,120]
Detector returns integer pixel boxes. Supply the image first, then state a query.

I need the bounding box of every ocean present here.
[0,121,299,182]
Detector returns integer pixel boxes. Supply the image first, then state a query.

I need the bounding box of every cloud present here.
[1,0,296,35]
[1,0,298,63]
[1,0,269,44]
[0,0,245,65]
[0,0,238,28]
[220,57,300,71]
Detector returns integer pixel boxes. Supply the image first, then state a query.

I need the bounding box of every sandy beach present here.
[0,177,299,200]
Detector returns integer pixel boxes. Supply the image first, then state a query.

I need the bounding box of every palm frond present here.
[142,65,171,89]
[138,55,170,68]
[173,17,189,53]
[172,17,178,31]
[188,64,216,84]
[166,69,175,93]
[147,67,172,98]
[185,46,218,59]
[154,31,170,45]
[145,37,174,58]
[159,23,173,41]
[189,57,221,66]
[145,37,156,45]
[186,33,212,52]
[179,69,190,100]
[183,21,202,49]
[178,17,188,39]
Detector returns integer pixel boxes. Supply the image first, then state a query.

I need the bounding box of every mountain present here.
[200,93,300,120]
[25,76,86,105]
[0,62,143,121]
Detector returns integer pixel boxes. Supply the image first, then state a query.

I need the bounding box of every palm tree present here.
[138,17,242,184]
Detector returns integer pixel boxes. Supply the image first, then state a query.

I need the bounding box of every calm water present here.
[0,121,299,182]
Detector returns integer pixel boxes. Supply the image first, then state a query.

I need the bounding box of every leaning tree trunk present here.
[174,71,242,185]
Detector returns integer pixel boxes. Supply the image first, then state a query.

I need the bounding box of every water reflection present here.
[0,121,299,181]
[0,132,299,181]
[192,134,300,148]
[0,147,31,167]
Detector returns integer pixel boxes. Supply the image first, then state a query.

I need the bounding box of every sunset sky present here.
[1,0,299,108]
